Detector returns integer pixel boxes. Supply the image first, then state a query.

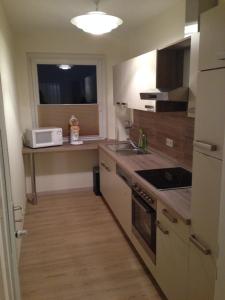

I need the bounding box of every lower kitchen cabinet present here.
[156,203,189,300]
[99,150,116,211]
[187,243,217,300]
[99,149,132,238]
[112,174,132,238]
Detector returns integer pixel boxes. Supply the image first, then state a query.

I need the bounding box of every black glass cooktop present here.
[135,167,192,190]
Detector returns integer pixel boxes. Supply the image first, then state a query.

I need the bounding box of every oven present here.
[132,183,156,264]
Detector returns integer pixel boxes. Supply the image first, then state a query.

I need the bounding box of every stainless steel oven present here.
[132,183,156,264]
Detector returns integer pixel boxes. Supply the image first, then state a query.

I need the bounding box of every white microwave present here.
[24,128,63,148]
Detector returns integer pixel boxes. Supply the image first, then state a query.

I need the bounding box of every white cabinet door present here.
[191,151,222,258]
[187,243,217,300]
[99,150,116,210]
[126,50,157,111]
[100,163,115,209]
[112,174,132,238]
[156,221,189,300]
[194,69,225,159]
[113,62,128,106]
[199,4,225,71]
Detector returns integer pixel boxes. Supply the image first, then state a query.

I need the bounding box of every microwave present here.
[24,128,63,148]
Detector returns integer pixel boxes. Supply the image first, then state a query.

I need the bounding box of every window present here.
[37,64,97,105]
[28,54,106,138]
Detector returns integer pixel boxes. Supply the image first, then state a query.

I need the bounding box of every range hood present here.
[138,0,218,113]
[140,87,189,112]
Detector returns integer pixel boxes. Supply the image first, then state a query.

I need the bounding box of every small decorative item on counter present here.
[69,115,83,145]
[138,128,147,152]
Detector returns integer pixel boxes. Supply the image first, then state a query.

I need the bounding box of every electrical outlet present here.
[166,138,174,148]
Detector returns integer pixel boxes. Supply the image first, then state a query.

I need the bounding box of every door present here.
[126,50,157,111]
[113,62,127,106]
[0,80,21,299]
[113,174,132,238]
[156,220,189,300]
[191,150,221,257]
[194,69,225,159]
[199,4,225,71]
[187,242,216,300]
[0,131,21,300]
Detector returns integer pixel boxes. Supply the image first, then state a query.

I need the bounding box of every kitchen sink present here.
[107,142,149,155]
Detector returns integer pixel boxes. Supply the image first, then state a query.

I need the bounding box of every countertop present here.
[99,143,191,225]
[23,140,106,154]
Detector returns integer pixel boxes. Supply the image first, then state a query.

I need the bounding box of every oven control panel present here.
[132,183,156,209]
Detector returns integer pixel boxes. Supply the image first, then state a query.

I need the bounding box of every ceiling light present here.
[58,64,72,70]
[70,0,123,35]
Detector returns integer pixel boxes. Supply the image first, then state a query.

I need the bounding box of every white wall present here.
[15,29,128,192]
[0,1,26,256]
[127,0,186,57]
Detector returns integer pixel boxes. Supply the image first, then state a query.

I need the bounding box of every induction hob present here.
[135,167,192,190]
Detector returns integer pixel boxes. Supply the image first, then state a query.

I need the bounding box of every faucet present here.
[127,138,138,149]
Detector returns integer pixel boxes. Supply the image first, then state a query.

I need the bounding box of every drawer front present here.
[157,202,190,242]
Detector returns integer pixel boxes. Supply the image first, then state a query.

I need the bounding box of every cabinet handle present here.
[100,162,111,172]
[162,209,178,224]
[193,140,217,152]
[189,234,211,255]
[145,105,155,112]
[156,221,169,235]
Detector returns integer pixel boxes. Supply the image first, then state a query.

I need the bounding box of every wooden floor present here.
[20,191,163,300]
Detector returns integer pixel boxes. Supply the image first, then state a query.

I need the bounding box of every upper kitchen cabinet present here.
[199,4,225,71]
[113,50,157,109]
[113,36,199,115]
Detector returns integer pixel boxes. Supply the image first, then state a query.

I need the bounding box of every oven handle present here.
[132,194,152,214]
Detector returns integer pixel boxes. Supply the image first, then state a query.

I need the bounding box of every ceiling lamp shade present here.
[70,1,123,35]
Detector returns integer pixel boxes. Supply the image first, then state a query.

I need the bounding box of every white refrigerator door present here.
[188,150,221,300]
[199,4,225,71]
[191,150,222,257]
[194,68,225,160]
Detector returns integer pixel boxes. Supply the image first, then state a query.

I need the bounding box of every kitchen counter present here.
[23,140,106,154]
[99,143,191,224]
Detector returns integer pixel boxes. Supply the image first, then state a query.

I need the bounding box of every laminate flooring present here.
[20,191,163,300]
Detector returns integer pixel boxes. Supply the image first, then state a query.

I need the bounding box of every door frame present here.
[0,77,21,299]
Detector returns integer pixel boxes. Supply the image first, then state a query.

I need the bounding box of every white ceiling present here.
[2,0,181,34]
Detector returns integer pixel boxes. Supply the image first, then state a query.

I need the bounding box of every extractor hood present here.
[140,87,189,112]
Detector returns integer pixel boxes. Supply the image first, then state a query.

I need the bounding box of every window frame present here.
[27,53,107,138]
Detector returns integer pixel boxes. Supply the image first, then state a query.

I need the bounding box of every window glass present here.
[37,64,97,104]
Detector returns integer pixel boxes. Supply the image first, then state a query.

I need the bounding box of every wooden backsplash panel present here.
[130,110,194,168]
[38,104,99,137]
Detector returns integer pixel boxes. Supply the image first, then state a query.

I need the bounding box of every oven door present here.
[132,191,156,263]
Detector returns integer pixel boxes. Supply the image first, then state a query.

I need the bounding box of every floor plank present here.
[20,191,163,300]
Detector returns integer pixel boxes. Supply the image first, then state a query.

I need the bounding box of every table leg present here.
[28,153,38,205]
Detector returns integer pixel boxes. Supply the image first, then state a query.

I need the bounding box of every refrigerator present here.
[188,4,225,300]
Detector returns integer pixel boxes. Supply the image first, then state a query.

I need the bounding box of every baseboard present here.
[26,187,93,198]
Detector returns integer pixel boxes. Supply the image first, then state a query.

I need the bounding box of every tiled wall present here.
[130,110,195,169]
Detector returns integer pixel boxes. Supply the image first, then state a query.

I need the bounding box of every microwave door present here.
[35,130,54,147]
